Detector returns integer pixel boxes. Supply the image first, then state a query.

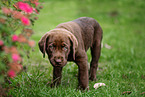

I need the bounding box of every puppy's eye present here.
[49,45,54,50]
[62,46,68,51]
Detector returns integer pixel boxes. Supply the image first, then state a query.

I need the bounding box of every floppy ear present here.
[68,35,78,60]
[38,33,49,58]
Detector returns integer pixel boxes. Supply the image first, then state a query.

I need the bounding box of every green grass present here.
[8,0,145,96]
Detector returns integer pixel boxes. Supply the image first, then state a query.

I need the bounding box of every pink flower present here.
[28,40,35,47]
[2,7,12,15]
[8,70,16,78]
[0,40,4,46]
[12,35,19,42]
[33,8,39,14]
[12,11,23,19]
[17,2,33,13]
[21,16,30,26]
[12,54,20,62]
[19,64,23,69]
[34,2,39,6]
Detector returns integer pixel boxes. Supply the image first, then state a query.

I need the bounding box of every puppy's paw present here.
[50,82,60,88]
[78,85,89,91]
[50,83,55,88]
[89,77,97,81]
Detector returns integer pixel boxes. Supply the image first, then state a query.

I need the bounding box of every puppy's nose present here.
[54,56,63,64]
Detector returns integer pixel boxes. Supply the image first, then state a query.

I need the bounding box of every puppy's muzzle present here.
[54,56,63,65]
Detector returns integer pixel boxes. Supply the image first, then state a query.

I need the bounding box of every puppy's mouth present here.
[53,63,66,67]
[50,60,67,67]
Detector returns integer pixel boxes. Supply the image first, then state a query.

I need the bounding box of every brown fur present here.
[38,17,103,90]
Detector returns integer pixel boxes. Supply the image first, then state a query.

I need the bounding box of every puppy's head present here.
[38,29,78,67]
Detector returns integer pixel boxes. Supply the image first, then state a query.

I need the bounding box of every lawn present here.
[8,0,145,96]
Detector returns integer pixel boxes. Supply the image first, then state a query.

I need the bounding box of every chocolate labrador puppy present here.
[38,17,103,90]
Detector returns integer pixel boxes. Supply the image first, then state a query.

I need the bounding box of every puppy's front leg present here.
[51,66,62,87]
[75,52,89,90]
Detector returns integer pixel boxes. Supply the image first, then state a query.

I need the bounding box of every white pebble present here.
[94,83,106,89]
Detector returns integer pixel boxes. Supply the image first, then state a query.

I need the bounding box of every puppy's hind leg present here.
[89,25,102,81]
